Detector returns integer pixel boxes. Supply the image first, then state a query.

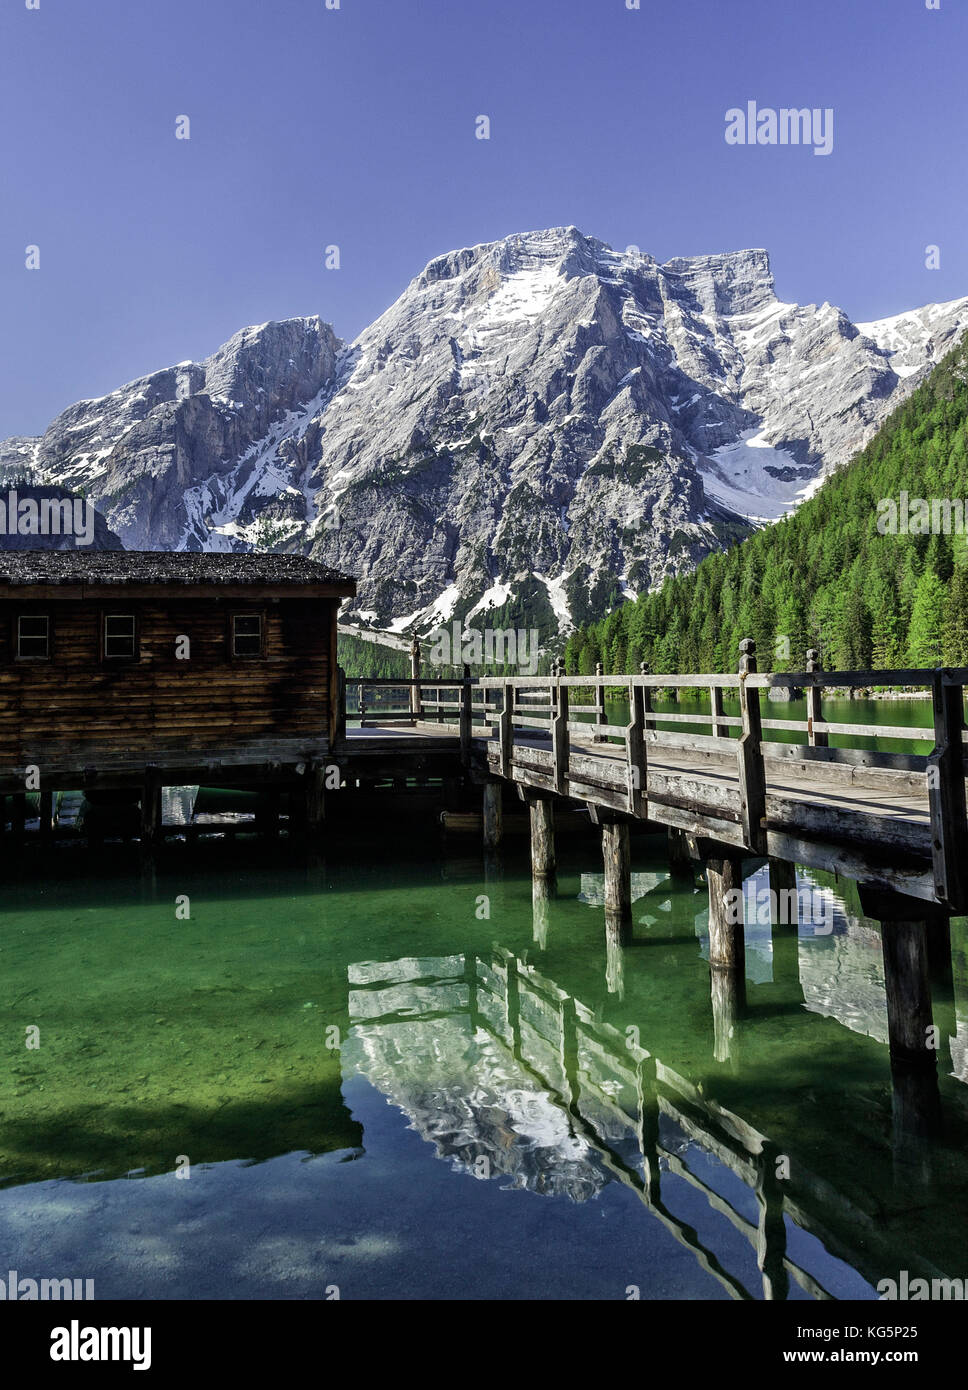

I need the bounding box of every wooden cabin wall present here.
[0,596,333,761]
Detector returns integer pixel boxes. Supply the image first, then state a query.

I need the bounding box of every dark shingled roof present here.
[0,550,356,589]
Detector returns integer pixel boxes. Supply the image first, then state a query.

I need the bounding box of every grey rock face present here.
[8,317,340,554]
[7,227,968,638]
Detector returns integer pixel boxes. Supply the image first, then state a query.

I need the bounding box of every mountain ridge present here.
[4,226,967,642]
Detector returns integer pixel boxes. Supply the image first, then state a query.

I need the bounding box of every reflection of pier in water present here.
[345,939,966,1301]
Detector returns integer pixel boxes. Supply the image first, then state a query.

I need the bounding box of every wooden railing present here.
[339,647,968,907]
[473,646,968,910]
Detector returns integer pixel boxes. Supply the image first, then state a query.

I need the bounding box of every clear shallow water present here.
[2,811,967,1301]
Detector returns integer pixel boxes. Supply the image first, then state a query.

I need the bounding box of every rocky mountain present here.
[5,227,967,639]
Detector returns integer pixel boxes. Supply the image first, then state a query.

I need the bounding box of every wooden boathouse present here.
[0,550,355,831]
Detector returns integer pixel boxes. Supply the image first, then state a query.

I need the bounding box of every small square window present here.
[18,615,50,660]
[104,614,137,660]
[232,614,263,657]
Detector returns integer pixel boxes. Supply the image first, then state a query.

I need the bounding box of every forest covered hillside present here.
[564,330,968,677]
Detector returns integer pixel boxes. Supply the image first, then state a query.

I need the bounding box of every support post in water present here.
[528,794,556,885]
[601,816,632,941]
[141,766,163,853]
[39,788,54,847]
[768,857,798,930]
[482,779,503,850]
[305,763,326,837]
[667,826,693,877]
[706,855,746,973]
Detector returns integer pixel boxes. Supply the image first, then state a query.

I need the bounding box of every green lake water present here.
[1,697,966,1300]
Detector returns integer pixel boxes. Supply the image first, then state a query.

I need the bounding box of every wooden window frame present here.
[230,611,266,660]
[102,611,140,663]
[16,614,51,662]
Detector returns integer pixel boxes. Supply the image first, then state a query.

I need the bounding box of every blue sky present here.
[1,0,965,437]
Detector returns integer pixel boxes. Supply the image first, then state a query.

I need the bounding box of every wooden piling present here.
[39,788,54,846]
[806,649,827,748]
[482,780,503,850]
[305,764,326,837]
[602,820,632,939]
[530,798,556,882]
[141,767,163,849]
[706,855,746,1002]
[768,857,798,931]
[667,826,693,878]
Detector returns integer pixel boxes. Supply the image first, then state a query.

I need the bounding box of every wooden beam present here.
[806,649,827,748]
[927,671,968,911]
[737,639,767,854]
[552,676,569,795]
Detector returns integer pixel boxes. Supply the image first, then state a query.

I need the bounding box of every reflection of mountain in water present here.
[343,956,608,1202]
[345,938,968,1301]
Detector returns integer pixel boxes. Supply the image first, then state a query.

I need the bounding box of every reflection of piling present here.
[532,874,552,949]
[860,886,944,1178]
[706,853,746,1063]
[756,1144,789,1301]
[605,918,626,997]
[768,858,803,998]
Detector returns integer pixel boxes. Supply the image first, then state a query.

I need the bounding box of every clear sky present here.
[1,0,965,437]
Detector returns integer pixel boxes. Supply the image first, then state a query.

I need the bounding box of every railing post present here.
[806,649,826,748]
[710,682,727,740]
[594,661,607,743]
[460,663,473,763]
[928,670,968,911]
[640,661,655,732]
[334,664,347,748]
[499,682,513,778]
[553,670,569,795]
[410,638,422,723]
[358,680,367,728]
[737,638,767,854]
[627,677,647,816]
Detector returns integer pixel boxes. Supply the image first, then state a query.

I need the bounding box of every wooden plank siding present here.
[0,595,336,765]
